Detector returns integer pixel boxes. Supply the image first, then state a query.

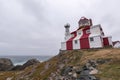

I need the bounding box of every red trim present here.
[66,31,77,50]
[80,26,90,49]
[70,31,76,34]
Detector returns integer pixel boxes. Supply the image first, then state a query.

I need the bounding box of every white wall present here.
[89,36,103,48]
[61,42,66,50]
[65,35,71,41]
[90,25,101,36]
[72,39,80,49]
[108,36,113,46]
[89,25,103,48]
[72,29,83,49]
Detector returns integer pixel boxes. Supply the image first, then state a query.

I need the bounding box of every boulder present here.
[61,66,73,75]
[11,65,23,70]
[21,59,40,69]
[96,58,111,64]
[0,58,14,71]
[11,59,40,70]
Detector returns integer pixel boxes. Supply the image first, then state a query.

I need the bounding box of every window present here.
[90,37,94,42]
[86,29,90,34]
[78,32,81,35]
[75,40,78,44]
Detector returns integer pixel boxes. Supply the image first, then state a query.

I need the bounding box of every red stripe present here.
[66,41,73,50]
[103,37,109,46]
[66,32,77,50]
[80,26,90,49]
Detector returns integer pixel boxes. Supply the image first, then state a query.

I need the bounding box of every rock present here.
[88,59,97,68]
[48,59,100,80]
[72,73,77,78]
[76,70,81,74]
[76,59,100,80]
[11,65,23,70]
[89,67,98,74]
[96,58,111,64]
[62,66,73,75]
[6,77,13,80]
[58,63,65,69]
[80,70,90,76]
[11,59,40,70]
[0,58,14,71]
[21,59,40,70]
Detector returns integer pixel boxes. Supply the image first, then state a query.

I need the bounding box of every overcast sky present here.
[0,0,120,55]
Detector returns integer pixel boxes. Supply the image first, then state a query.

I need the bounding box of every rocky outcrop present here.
[0,58,40,71]
[48,59,100,80]
[0,58,14,71]
[11,65,23,70]
[22,59,40,69]
[78,60,99,80]
[11,59,40,70]
[96,58,111,64]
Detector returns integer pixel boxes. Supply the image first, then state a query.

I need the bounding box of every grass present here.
[97,63,120,80]
[0,48,120,80]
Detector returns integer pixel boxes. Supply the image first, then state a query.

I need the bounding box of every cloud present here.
[0,0,120,55]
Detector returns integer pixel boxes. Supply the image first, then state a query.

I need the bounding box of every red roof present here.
[70,31,76,34]
[113,41,120,46]
[68,31,77,41]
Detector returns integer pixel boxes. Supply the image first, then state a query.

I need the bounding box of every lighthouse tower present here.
[64,23,71,40]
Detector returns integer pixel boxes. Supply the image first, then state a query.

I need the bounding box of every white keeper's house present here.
[61,17,119,50]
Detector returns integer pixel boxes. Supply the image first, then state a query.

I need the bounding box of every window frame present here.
[74,40,78,44]
[78,32,81,35]
[86,29,90,34]
[90,37,94,42]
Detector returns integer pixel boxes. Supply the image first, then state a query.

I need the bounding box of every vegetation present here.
[0,48,120,80]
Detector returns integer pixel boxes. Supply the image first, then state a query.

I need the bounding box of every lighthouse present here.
[61,17,113,50]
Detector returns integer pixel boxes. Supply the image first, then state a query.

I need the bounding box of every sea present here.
[0,55,53,66]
